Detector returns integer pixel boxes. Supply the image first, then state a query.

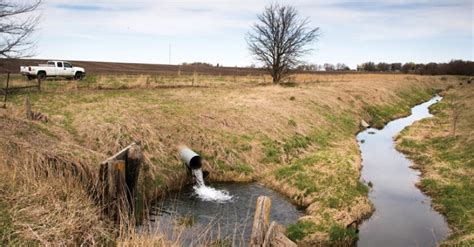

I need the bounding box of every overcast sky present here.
[32,0,473,69]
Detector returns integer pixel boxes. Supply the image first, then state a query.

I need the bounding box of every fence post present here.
[25,97,32,119]
[2,73,9,108]
[125,144,142,211]
[37,77,41,92]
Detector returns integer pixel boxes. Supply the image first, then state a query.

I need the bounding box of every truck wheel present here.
[37,72,46,81]
[74,72,83,80]
[27,75,35,80]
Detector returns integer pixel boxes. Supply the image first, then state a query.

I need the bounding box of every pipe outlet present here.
[179,146,202,170]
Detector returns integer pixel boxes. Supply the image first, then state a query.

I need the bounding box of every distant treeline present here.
[357,60,474,76]
[296,63,351,71]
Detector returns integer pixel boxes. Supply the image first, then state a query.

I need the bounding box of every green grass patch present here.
[261,138,282,164]
[274,163,304,180]
[233,162,253,175]
[292,173,319,195]
[364,104,401,128]
[309,130,331,148]
[228,134,253,152]
[325,113,357,135]
[287,221,321,242]
[283,134,311,159]
[329,224,358,243]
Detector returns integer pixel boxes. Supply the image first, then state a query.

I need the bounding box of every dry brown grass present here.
[0,120,112,244]
[0,73,457,244]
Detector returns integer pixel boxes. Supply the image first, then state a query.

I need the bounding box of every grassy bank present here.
[396,79,473,246]
[0,73,455,245]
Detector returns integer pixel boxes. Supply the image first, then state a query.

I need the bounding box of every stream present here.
[357,95,451,246]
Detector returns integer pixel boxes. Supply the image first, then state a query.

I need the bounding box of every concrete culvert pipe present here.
[179,146,202,170]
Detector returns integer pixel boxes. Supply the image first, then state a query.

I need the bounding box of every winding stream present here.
[357,96,450,246]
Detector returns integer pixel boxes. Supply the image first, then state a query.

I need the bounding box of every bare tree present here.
[246,3,319,83]
[336,63,350,71]
[324,63,335,71]
[0,0,41,58]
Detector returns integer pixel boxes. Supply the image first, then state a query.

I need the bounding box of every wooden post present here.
[106,159,126,220]
[2,73,9,108]
[250,196,272,246]
[37,77,41,92]
[263,221,296,247]
[99,142,142,221]
[125,144,142,209]
[250,196,297,247]
[263,221,279,247]
[25,97,32,119]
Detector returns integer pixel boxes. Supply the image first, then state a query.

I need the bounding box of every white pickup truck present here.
[20,61,86,80]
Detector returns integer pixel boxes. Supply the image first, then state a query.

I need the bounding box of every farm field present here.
[0,58,264,76]
[0,72,467,245]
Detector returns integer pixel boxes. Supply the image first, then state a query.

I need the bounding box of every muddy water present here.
[357,96,450,246]
[148,183,303,246]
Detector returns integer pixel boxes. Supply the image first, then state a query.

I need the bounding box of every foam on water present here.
[192,169,233,203]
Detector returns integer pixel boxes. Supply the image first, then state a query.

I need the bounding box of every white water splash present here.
[192,169,233,203]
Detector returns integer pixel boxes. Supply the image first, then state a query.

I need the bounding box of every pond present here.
[147,181,303,246]
[357,95,451,246]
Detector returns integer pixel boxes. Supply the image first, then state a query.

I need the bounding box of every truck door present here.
[63,62,74,76]
[56,61,65,76]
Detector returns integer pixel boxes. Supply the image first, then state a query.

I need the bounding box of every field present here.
[0,58,263,76]
[0,71,465,245]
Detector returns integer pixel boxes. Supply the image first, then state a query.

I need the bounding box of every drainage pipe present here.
[179,146,202,170]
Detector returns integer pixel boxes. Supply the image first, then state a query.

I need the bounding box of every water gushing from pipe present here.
[180,146,233,203]
[191,168,232,203]
[192,168,205,187]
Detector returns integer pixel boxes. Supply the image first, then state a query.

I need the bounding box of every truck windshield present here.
[64,62,72,68]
